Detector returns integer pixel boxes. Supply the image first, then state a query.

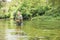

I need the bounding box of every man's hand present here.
[16,20,20,22]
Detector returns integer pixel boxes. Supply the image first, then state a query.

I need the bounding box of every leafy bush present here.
[20,3,50,17]
[45,7,60,17]
[22,13,31,20]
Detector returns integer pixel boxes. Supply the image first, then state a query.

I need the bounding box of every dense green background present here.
[0,0,60,18]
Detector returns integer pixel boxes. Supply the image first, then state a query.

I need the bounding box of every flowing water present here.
[0,19,58,40]
[0,19,28,40]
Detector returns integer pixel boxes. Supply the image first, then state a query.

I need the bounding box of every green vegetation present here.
[0,0,60,19]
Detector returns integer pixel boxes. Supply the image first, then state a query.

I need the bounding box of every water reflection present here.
[5,29,29,40]
[0,19,51,40]
[9,19,15,28]
[0,19,29,40]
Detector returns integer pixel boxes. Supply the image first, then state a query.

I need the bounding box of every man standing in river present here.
[15,10,23,33]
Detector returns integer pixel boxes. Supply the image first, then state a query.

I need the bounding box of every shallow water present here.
[5,29,28,40]
[0,19,55,40]
[0,19,28,40]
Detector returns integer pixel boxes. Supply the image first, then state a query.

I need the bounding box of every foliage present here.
[45,6,60,17]
[0,2,2,9]
[19,0,50,20]
[0,0,60,19]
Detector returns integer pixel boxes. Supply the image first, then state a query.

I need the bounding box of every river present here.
[0,19,28,40]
